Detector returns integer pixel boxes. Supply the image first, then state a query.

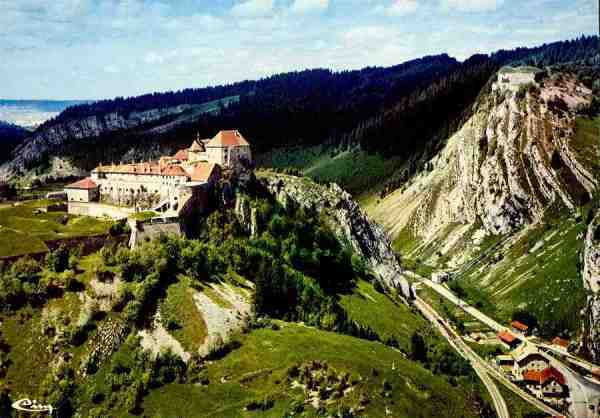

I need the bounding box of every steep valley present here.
[368,67,599,344]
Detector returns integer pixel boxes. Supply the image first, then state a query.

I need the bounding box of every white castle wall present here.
[68,202,134,219]
[91,171,189,208]
[493,72,537,92]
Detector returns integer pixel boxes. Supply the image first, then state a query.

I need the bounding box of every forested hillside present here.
[0,121,28,164]
[2,36,597,193]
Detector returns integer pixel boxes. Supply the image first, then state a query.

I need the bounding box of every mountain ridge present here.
[1,36,597,186]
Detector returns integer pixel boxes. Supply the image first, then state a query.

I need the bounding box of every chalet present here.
[522,367,567,399]
[513,350,550,379]
[497,330,521,349]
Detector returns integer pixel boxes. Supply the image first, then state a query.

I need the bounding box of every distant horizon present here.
[3,32,597,102]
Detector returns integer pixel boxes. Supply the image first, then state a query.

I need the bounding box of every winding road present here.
[413,295,511,418]
[420,277,600,418]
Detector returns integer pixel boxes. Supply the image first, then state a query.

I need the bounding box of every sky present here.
[0,0,597,100]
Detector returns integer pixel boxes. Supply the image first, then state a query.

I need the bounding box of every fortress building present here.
[492,66,541,92]
[64,130,251,213]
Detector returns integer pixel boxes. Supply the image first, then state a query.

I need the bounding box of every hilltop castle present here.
[64,130,252,212]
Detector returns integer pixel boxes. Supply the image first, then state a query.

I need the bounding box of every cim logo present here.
[12,398,53,415]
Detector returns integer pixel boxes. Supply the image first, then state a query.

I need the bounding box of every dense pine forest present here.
[0,121,28,164]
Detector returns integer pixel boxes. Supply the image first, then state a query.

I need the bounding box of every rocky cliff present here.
[581,210,600,361]
[371,70,597,261]
[0,98,238,181]
[253,173,412,298]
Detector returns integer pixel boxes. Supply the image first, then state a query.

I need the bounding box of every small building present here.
[205,130,252,169]
[497,330,521,349]
[496,355,515,373]
[46,191,67,201]
[511,320,530,335]
[522,367,567,399]
[493,66,542,92]
[552,337,569,350]
[64,177,99,203]
[514,351,550,379]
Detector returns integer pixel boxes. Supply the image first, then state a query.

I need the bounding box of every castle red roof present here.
[522,370,542,383]
[65,177,98,190]
[191,162,220,183]
[206,130,249,147]
[511,321,529,331]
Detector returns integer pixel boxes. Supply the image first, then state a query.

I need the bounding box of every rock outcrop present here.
[259,173,412,299]
[0,99,238,181]
[371,71,597,249]
[0,105,193,177]
[581,210,600,361]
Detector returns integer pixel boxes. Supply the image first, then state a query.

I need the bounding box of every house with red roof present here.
[513,348,550,379]
[205,130,252,168]
[522,367,567,399]
[497,330,521,349]
[552,337,569,350]
[511,320,530,335]
[64,177,99,203]
[191,163,221,184]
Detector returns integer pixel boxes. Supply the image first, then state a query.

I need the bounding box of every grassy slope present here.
[2,250,485,418]
[160,275,208,352]
[143,323,482,418]
[258,146,404,198]
[339,280,424,350]
[452,210,588,338]
[1,306,56,397]
[571,114,600,182]
[0,200,111,257]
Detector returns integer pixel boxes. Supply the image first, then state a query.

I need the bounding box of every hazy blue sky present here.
[1,0,597,100]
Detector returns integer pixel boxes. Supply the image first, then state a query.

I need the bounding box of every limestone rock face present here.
[581,211,600,361]
[259,174,412,298]
[234,195,258,237]
[583,213,600,293]
[0,104,201,180]
[372,73,596,245]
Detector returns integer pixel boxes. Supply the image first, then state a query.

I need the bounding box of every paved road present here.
[423,280,505,332]
[413,296,510,418]
[421,277,600,418]
[414,294,564,417]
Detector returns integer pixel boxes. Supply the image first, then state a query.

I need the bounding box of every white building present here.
[64,178,99,203]
[205,130,252,169]
[492,66,541,92]
[64,130,250,211]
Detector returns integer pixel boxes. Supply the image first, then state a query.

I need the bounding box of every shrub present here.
[45,246,71,273]
[246,397,275,412]
[109,221,130,237]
